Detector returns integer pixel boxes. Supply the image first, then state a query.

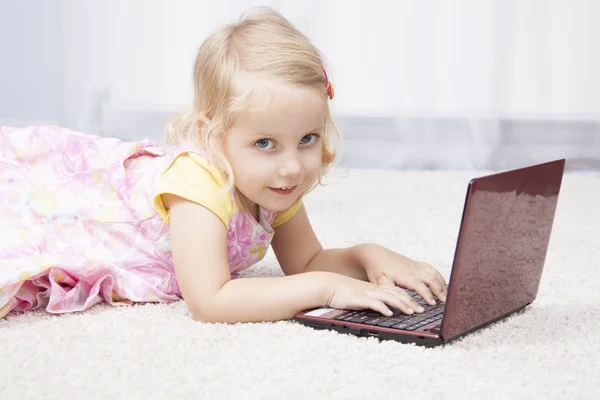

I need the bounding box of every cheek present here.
[233,156,272,182]
[229,150,257,174]
[305,149,323,175]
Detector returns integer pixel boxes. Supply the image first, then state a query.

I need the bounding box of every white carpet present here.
[1,169,598,399]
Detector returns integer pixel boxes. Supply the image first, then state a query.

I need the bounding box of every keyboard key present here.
[377,318,408,328]
[343,311,367,321]
[412,320,433,330]
[405,319,433,331]
[400,316,423,326]
[362,312,382,319]
[335,310,358,319]
[349,314,372,323]
[393,314,413,323]
[422,310,440,318]
[335,311,355,320]
[364,317,389,325]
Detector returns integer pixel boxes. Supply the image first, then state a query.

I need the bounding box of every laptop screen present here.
[441,160,565,341]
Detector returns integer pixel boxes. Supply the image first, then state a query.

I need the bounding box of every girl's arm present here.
[166,196,425,321]
[165,194,334,323]
[271,204,448,305]
[271,204,369,280]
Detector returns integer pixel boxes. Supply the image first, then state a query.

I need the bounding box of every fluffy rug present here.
[1,168,598,399]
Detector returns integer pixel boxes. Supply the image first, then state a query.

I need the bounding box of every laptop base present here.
[294,317,444,347]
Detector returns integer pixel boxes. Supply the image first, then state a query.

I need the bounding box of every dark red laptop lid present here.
[441,159,565,341]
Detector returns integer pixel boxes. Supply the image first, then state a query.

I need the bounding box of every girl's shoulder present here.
[153,145,235,227]
[163,142,228,186]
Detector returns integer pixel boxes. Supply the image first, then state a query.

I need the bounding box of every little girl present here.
[0,7,447,322]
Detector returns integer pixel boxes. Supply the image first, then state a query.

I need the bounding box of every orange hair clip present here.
[321,65,335,100]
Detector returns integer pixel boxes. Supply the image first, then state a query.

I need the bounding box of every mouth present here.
[269,185,298,195]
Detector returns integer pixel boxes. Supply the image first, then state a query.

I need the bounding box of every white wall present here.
[0,0,64,125]
[91,0,600,118]
[1,0,599,170]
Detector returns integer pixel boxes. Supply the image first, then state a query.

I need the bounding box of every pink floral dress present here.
[0,125,280,318]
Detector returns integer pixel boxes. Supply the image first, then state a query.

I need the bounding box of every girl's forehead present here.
[236,76,322,108]
[231,83,327,132]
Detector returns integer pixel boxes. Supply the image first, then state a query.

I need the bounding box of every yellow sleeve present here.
[153,152,234,228]
[272,199,303,228]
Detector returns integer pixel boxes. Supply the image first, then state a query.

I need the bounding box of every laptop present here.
[294,159,566,347]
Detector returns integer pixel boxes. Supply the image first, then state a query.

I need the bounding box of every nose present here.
[278,152,302,178]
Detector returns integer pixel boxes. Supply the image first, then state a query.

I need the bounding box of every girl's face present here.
[224,83,326,214]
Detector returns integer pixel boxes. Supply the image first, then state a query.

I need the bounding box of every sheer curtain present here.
[1,0,599,170]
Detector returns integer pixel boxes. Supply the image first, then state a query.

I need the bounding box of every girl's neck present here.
[236,189,260,221]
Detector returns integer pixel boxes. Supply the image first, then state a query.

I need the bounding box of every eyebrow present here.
[253,127,325,138]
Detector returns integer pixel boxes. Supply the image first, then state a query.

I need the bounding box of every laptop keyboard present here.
[334,291,445,331]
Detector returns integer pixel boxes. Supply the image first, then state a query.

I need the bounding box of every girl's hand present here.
[325,273,424,316]
[360,244,448,307]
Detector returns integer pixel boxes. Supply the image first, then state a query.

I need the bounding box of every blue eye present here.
[300,134,319,145]
[255,138,274,150]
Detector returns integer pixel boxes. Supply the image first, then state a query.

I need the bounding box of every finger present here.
[404,277,437,305]
[439,275,449,302]
[365,298,393,316]
[380,275,429,310]
[381,286,424,313]
[418,264,448,302]
[428,280,447,303]
[372,289,417,315]
[442,281,449,301]
[377,274,396,288]
[419,274,446,302]
[392,286,425,312]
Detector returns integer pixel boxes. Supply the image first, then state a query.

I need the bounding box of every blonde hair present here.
[165,6,342,194]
